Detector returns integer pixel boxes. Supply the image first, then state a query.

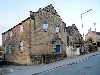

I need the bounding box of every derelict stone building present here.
[2,4,67,65]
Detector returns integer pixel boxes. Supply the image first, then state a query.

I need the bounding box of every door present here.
[56,45,60,53]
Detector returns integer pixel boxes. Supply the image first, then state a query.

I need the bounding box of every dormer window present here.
[56,26,60,33]
[42,23,48,31]
[20,25,23,32]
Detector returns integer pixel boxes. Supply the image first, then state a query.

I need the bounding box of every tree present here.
[0,45,2,51]
[97,41,100,47]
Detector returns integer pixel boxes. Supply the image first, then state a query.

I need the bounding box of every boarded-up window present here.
[19,41,23,50]
[42,23,48,31]
[20,25,23,32]
[56,26,60,33]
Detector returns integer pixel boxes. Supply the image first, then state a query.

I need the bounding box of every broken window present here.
[20,25,23,32]
[56,26,60,33]
[42,23,48,31]
[19,41,23,51]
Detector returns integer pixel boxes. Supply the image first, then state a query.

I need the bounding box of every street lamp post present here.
[81,9,92,54]
[94,23,97,47]
[81,9,92,39]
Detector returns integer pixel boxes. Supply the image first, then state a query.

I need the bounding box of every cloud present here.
[0,22,3,25]
[0,11,14,19]
[6,12,14,16]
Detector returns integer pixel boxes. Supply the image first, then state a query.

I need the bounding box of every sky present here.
[0,0,100,45]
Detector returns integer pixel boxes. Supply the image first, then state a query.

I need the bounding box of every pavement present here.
[1,50,100,75]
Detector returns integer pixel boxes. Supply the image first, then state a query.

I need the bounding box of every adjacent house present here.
[2,4,67,65]
[66,24,84,55]
[85,29,100,43]
[85,29,100,51]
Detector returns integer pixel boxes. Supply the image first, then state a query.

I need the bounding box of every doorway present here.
[56,45,60,53]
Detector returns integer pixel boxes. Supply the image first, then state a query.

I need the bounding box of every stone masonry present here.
[2,18,31,65]
[2,4,67,65]
[85,29,100,43]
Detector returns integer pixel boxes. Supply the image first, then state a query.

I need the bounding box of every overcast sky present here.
[0,0,100,45]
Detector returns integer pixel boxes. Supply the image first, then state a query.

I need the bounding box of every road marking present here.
[46,70,49,72]
[32,52,100,74]
[80,59,83,61]
[59,66,62,67]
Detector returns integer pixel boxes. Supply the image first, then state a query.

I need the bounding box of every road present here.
[40,54,100,75]
[0,51,100,75]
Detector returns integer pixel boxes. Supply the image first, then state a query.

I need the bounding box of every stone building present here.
[85,29,100,52]
[85,29,100,43]
[2,18,31,64]
[66,24,84,54]
[2,4,67,65]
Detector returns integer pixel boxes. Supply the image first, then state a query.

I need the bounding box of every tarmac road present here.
[0,51,100,75]
[40,54,100,75]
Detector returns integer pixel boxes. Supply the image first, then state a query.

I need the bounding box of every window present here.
[19,41,23,51]
[42,23,48,31]
[8,45,11,53]
[20,25,23,32]
[56,26,60,33]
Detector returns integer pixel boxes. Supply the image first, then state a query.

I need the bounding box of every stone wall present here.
[30,53,62,65]
[30,4,67,55]
[2,18,31,65]
[85,31,96,42]
[2,4,67,65]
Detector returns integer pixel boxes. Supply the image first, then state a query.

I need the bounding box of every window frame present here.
[42,22,48,31]
[56,26,60,33]
[20,25,23,32]
[19,41,23,51]
[8,45,11,53]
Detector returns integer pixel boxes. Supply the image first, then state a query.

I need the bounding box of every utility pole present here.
[81,9,92,54]
[94,23,97,46]
[81,9,92,39]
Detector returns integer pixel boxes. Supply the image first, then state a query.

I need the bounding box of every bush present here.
[97,41,100,47]
[0,46,2,51]
[89,44,95,52]
[92,43,96,45]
